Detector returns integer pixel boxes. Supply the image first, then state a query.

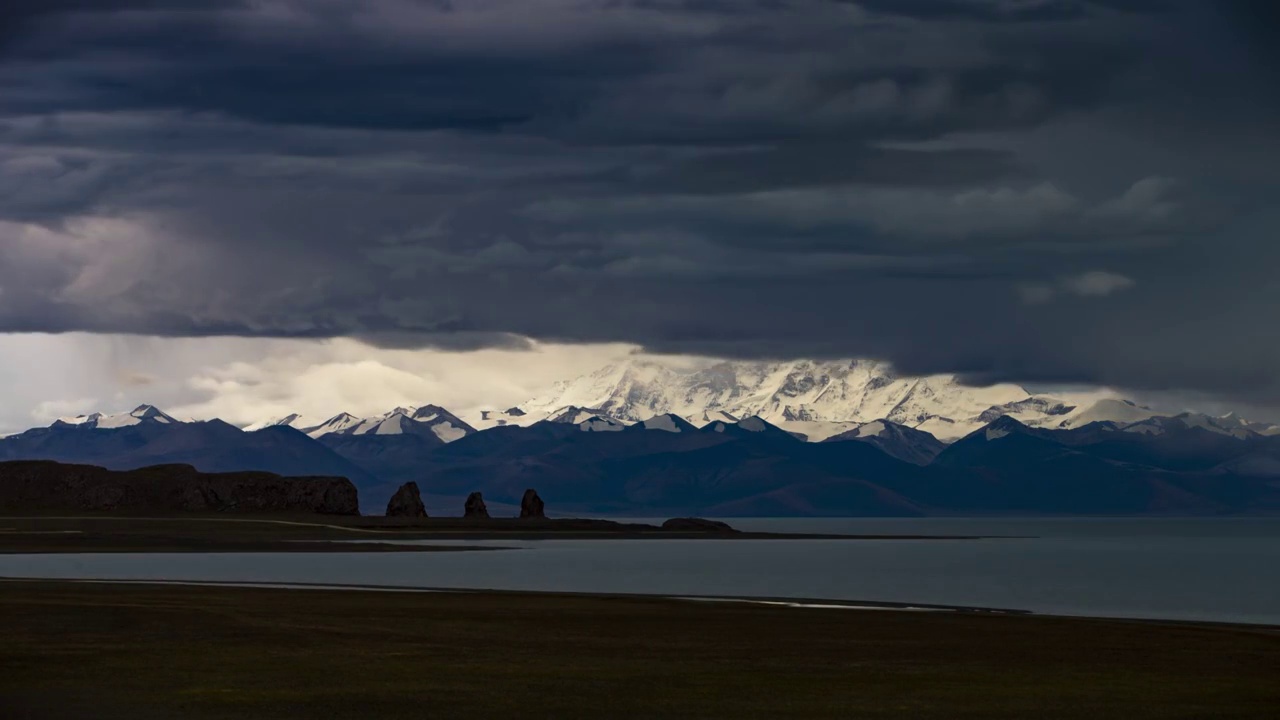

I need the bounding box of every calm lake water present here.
[1,518,1277,625]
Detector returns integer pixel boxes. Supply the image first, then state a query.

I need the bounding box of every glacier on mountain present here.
[244,405,475,444]
[221,359,1280,446]
[56,405,180,430]
[243,413,316,432]
[504,358,1122,440]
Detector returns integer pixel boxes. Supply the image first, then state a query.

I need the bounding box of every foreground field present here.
[0,581,1277,719]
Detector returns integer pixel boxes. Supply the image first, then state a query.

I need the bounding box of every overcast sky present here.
[1,0,1278,432]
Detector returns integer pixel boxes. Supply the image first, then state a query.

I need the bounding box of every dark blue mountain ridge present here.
[3,408,1279,516]
[822,419,948,465]
[0,418,381,491]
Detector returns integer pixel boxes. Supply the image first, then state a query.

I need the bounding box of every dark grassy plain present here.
[0,515,999,553]
[0,580,1276,720]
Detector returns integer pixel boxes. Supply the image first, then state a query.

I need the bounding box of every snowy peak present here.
[272,413,307,428]
[409,405,446,422]
[470,407,531,429]
[930,415,1056,468]
[975,415,1033,442]
[519,357,1080,442]
[244,413,313,432]
[356,413,418,437]
[822,419,948,465]
[1210,412,1279,435]
[703,415,799,442]
[1120,415,1182,437]
[297,405,475,443]
[1120,412,1268,440]
[305,412,362,438]
[130,404,173,421]
[976,397,1074,424]
[546,406,617,425]
[689,409,739,426]
[54,404,180,430]
[636,413,698,433]
[53,412,102,427]
[847,420,890,438]
[391,405,475,442]
[1057,399,1153,429]
[1173,412,1262,439]
[578,416,627,432]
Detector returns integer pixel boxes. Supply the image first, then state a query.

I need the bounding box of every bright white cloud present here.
[0,333,634,434]
[3,330,1279,435]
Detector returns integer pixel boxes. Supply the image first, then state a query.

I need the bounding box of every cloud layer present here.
[0,332,632,434]
[1,1,1278,404]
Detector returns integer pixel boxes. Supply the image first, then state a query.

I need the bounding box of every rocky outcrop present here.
[385,481,427,518]
[519,488,545,518]
[661,517,736,533]
[0,461,359,515]
[464,491,489,518]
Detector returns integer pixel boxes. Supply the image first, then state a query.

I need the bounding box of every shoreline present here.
[2,576,1277,630]
[0,515,1030,553]
[0,576,1030,615]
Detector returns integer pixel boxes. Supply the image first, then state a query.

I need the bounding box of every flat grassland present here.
[0,581,1277,720]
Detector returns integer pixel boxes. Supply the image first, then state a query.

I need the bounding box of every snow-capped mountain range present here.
[19,378,1280,517]
[822,420,948,465]
[1121,412,1280,440]
[46,358,1280,447]
[55,404,186,429]
[469,358,1269,441]
[245,405,475,444]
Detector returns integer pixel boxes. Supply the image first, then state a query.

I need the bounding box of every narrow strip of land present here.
[0,515,1022,553]
[0,577,1032,615]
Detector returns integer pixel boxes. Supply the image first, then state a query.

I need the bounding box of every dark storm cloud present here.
[0,0,237,26]
[846,0,1091,22]
[1,0,1278,404]
[641,144,1020,194]
[838,0,1181,24]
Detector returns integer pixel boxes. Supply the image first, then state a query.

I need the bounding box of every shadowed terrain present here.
[0,460,359,515]
[0,581,1276,719]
